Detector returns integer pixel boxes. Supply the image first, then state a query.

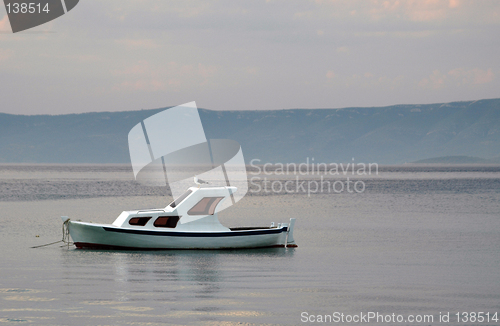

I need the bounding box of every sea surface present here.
[0,164,499,325]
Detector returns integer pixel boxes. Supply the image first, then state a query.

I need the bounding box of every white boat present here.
[62,186,297,250]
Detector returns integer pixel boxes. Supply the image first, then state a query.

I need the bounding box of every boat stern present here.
[276,218,297,248]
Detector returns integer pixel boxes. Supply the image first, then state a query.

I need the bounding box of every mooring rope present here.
[31,219,72,249]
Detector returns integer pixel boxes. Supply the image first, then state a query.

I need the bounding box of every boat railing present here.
[136,209,165,213]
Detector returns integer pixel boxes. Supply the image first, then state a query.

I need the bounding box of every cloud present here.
[368,0,402,21]
[0,49,13,63]
[448,68,495,85]
[115,39,159,49]
[302,0,497,25]
[2,0,500,114]
[362,0,466,22]
[326,70,336,79]
[0,14,10,31]
[336,46,349,53]
[375,74,405,89]
[111,60,219,92]
[418,70,447,89]
[111,60,176,91]
[449,0,460,9]
[327,71,405,90]
[404,0,450,22]
[419,68,495,89]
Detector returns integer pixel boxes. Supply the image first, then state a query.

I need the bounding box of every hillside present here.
[412,156,500,164]
[1,98,499,164]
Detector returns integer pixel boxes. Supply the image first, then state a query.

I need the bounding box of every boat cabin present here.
[111,186,236,232]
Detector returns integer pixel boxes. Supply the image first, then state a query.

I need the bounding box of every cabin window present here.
[153,216,180,228]
[128,217,151,226]
[187,197,224,216]
[169,190,193,208]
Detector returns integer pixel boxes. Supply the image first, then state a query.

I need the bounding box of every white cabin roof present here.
[111,186,237,231]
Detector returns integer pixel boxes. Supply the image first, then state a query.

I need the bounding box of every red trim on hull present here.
[74,242,297,250]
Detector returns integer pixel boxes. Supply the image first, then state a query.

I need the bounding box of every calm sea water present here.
[0,164,499,325]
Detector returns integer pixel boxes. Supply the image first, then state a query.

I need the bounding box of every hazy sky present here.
[0,0,499,115]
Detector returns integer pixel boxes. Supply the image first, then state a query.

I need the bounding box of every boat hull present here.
[68,221,297,250]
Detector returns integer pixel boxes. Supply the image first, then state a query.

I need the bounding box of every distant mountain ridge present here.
[412,156,500,164]
[1,98,500,164]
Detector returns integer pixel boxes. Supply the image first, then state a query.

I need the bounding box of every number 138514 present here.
[6,3,50,14]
